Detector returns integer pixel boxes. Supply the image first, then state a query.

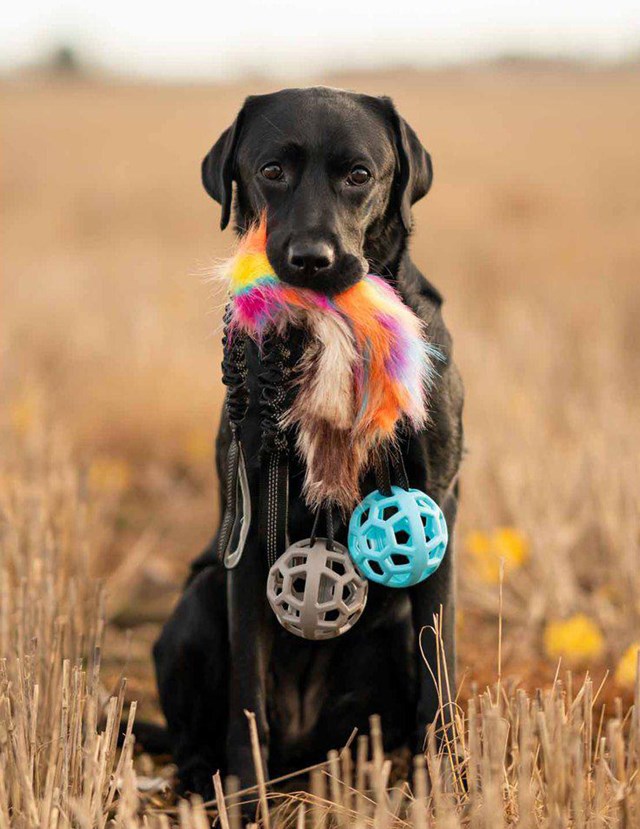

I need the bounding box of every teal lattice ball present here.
[348,486,448,588]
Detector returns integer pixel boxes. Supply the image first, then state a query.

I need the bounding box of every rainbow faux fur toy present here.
[220,219,437,511]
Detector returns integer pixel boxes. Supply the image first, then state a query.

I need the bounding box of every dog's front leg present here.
[409,487,458,752]
[226,533,274,804]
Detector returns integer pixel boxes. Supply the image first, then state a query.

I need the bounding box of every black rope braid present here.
[219,306,296,569]
[217,305,250,563]
[374,425,412,496]
[257,330,292,456]
[221,304,249,429]
[257,328,295,567]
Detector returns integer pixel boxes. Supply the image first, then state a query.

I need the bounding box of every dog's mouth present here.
[223,217,368,299]
[266,248,367,297]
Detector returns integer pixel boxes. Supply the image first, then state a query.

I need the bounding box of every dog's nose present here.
[287,241,335,275]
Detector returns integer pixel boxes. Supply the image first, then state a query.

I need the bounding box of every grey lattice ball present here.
[267,539,368,640]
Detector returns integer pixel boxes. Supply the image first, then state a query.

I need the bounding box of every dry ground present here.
[1,67,640,825]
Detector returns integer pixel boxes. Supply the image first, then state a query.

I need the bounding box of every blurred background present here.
[2,2,639,722]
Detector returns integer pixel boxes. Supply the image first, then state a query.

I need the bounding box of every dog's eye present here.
[261,163,284,181]
[347,166,371,186]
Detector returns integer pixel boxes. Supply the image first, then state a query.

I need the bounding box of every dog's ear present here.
[201,101,249,230]
[382,98,433,232]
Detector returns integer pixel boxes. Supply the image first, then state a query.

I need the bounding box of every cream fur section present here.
[290,311,356,430]
[280,307,366,509]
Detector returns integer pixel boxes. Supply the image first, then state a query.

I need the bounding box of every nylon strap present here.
[374,453,393,496]
[259,450,290,568]
[374,430,411,495]
[390,443,410,491]
[310,505,335,551]
[258,333,292,568]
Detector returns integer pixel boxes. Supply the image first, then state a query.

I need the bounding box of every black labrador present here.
[153,87,464,799]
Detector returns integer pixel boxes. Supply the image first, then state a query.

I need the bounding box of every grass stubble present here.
[2,423,640,827]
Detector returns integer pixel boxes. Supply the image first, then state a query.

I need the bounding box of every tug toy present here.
[348,486,448,588]
[266,538,368,640]
[218,217,444,638]
[221,217,437,510]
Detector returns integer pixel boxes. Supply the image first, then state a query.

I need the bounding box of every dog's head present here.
[202,87,432,294]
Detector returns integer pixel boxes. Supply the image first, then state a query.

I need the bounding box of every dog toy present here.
[348,485,448,588]
[266,537,368,640]
[221,218,437,511]
[218,218,443,638]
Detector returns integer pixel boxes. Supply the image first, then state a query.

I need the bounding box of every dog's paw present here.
[176,757,218,801]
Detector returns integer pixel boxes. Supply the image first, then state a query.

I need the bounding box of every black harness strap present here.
[259,450,290,567]
[218,306,250,563]
[257,332,292,568]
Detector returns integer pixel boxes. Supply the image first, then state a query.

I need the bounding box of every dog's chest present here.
[267,638,333,746]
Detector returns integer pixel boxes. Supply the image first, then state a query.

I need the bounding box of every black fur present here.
[154,87,464,803]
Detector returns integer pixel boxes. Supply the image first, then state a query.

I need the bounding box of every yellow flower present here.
[543,614,604,666]
[88,456,132,493]
[466,527,529,584]
[615,643,640,688]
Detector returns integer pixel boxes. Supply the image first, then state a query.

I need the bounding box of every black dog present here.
[154,87,464,799]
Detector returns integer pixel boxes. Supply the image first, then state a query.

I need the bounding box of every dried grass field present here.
[1,67,640,825]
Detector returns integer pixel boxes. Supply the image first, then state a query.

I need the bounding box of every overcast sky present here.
[2,0,639,79]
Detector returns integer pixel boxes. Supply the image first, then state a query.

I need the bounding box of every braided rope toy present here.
[218,219,448,638]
